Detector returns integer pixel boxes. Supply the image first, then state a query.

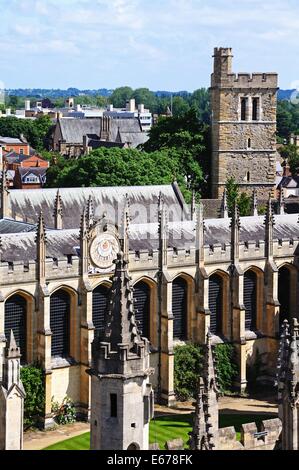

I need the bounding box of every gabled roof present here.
[8,183,188,229]
[277,177,299,189]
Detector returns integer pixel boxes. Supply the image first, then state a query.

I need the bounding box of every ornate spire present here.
[86,195,94,227]
[220,189,228,218]
[36,211,47,282]
[264,193,275,259]
[189,330,219,451]
[191,190,196,221]
[104,251,142,350]
[251,189,258,216]
[279,189,285,215]
[53,189,63,229]
[80,206,90,276]
[288,319,299,406]
[1,170,9,218]
[195,202,205,268]
[230,203,240,263]
[121,194,130,263]
[158,195,168,269]
[36,211,46,242]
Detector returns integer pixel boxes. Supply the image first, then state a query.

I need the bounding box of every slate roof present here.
[58,118,148,148]
[59,118,101,143]
[0,218,36,234]
[0,137,24,145]
[277,177,299,189]
[8,183,188,229]
[1,213,299,262]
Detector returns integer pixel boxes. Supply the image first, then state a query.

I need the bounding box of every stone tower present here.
[0,330,26,450]
[210,47,278,199]
[277,319,299,450]
[88,250,154,450]
[189,331,219,450]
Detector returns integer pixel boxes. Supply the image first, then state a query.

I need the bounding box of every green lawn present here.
[44,413,275,450]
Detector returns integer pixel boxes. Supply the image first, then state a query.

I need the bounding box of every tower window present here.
[252,98,259,121]
[248,138,251,149]
[110,394,117,418]
[241,98,248,121]
[247,172,251,182]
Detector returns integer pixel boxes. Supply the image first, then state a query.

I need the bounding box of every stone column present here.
[231,268,247,392]
[159,273,175,406]
[230,204,247,392]
[0,295,6,383]
[79,283,94,421]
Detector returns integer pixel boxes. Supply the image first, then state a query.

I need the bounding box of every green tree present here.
[225,177,251,217]
[171,96,190,117]
[20,365,45,428]
[0,115,52,150]
[279,143,299,175]
[132,88,157,111]
[45,147,189,194]
[142,108,207,198]
[189,88,211,124]
[174,343,203,401]
[110,86,133,108]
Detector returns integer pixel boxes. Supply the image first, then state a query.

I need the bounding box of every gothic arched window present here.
[50,289,70,357]
[172,277,188,340]
[5,294,27,362]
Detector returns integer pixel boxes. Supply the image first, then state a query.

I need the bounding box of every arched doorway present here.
[5,294,27,361]
[244,271,257,331]
[127,443,140,450]
[172,277,188,340]
[50,289,71,358]
[278,266,291,326]
[209,274,223,336]
[92,284,110,338]
[134,281,150,340]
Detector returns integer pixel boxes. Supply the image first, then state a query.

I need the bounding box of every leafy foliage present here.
[279,143,299,175]
[174,342,238,400]
[0,115,52,150]
[214,344,238,394]
[225,177,252,217]
[174,343,203,401]
[45,146,195,200]
[277,100,299,139]
[20,365,45,428]
[142,108,208,197]
[51,396,77,425]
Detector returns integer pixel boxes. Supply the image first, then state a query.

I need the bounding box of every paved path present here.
[24,395,278,451]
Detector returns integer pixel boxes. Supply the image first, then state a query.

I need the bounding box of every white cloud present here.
[0,0,298,89]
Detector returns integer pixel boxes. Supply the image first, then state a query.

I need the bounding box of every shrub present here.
[174,343,203,401]
[214,344,238,394]
[52,396,77,425]
[174,342,238,400]
[20,365,45,429]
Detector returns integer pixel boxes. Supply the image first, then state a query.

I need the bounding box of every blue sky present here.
[0,0,298,91]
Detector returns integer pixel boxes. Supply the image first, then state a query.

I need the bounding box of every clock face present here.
[90,233,119,270]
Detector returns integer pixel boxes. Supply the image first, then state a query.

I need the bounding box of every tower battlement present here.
[210,47,278,199]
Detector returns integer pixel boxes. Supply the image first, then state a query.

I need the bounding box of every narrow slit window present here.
[248,138,251,149]
[110,394,117,418]
[247,172,250,182]
[252,98,259,121]
[241,98,247,121]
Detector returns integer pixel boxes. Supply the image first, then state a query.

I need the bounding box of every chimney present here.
[25,100,31,111]
[6,108,11,116]
[138,104,145,113]
[282,160,292,177]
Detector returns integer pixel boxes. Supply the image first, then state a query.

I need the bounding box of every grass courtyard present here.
[44,412,274,450]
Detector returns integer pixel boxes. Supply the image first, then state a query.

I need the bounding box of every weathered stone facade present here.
[210,47,278,199]
[0,183,298,425]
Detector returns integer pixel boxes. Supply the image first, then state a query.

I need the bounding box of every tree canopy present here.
[46,147,195,199]
[277,100,299,140]
[0,115,53,150]
[142,108,209,196]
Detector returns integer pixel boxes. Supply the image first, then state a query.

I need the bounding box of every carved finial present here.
[265,193,275,227]
[86,195,94,227]
[36,211,46,242]
[279,189,285,215]
[231,203,240,229]
[80,206,89,239]
[251,189,258,216]
[53,189,63,229]
[221,189,228,218]
[7,329,20,358]
[191,190,196,220]
[122,194,130,262]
